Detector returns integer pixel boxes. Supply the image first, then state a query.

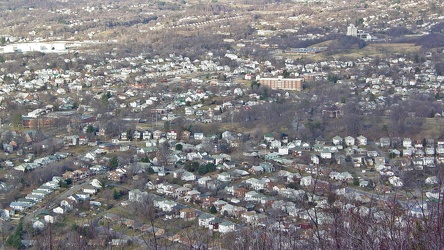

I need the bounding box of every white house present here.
[356,135,367,146]
[389,176,404,187]
[53,206,64,214]
[219,221,236,233]
[181,171,196,181]
[33,221,45,230]
[194,133,204,140]
[90,179,102,189]
[245,178,266,191]
[300,176,314,186]
[166,131,177,140]
[83,186,98,195]
[403,138,413,148]
[44,215,54,224]
[60,199,75,210]
[332,136,343,145]
[198,213,215,228]
[425,176,438,185]
[344,136,355,146]
[278,146,289,155]
[320,149,332,159]
[155,200,178,212]
[128,189,149,202]
[217,172,232,182]
[311,154,320,165]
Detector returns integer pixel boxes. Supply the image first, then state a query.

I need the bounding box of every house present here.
[201,196,217,209]
[108,171,125,182]
[380,137,391,147]
[245,178,266,191]
[153,130,163,140]
[198,213,216,228]
[344,136,355,146]
[139,225,165,236]
[185,190,201,201]
[79,135,89,145]
[300,176,314,186]
[133,130,142,140]
[219,221,236,233]
[357,135,367,146]
[320,148,332,159]
[389,176,403,187]
[403,138,413,148]
[3,144,13,153]
[403,148,414,157]
[117,218,134,229]
[10,202,30,212]
[311,154,320,165]
[128,189,149,202]
[198,176,212,187]
[270,140,281,149]
[120,132,128,141]
[278,146,289,155]
[234,187,248,198]
[83,186,98,195]
[220,204,247,218]
[104,213,120,222]
[180,208,198,221]
[332,136,343,146]
[111,239,128,246]
[264,133,274,142]
[166,131,177,140]
[175,187,191,198]
[264,152,279,160]
[425,147,435,156]
[214,200,228,211]
[367,151,378,158]
[53,206,64,214]
[249,165,264,174]
[21,240,37,248]
[260,162,275,173]
[181,171,196,181]
[76,193,90,201]
[44,215,54,224]
[90,179,103,188]
[181,131,191,140]
[60,199,75,210]
[185,107,195,115]
[156,200,178,212]
[217,172,232,182]
[359,180,369,188]
[142,130,152,140]
[194,133,204,140]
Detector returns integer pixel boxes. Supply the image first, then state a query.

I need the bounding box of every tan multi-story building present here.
[259,76,304,91]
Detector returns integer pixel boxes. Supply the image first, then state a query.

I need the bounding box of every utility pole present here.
[49,221,52,250]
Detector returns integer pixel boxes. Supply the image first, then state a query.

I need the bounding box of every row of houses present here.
[9,176,62,212]
[13,152,70,172]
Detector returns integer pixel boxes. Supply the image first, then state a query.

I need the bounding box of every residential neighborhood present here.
[0,0,444,249]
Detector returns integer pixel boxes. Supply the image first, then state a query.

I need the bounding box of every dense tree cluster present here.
[414,33,444,49]
[328,35,367,51]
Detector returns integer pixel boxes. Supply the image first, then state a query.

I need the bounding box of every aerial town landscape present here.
[1,0,444,249]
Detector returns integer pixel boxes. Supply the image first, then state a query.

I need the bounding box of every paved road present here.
[368,141,390,163]
[24,180,93,223]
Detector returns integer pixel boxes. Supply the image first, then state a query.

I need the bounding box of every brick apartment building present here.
[259,76,304,91]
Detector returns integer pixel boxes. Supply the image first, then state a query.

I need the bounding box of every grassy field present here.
[278,42,421,61]
[330,43,421,60]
